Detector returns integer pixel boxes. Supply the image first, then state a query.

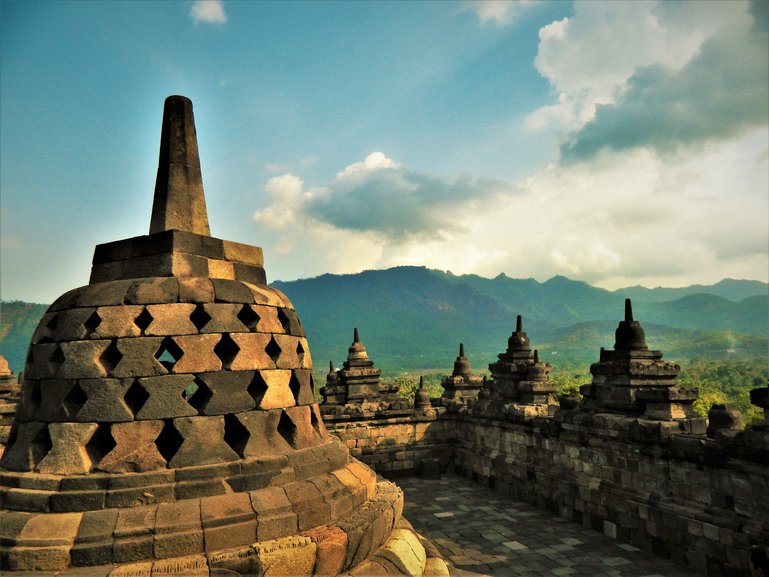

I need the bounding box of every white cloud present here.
[461,0,534,26]
[190,0,227,24]
[527,1,751,133]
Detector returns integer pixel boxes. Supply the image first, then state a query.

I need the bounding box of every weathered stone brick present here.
[169,415,239,468]
[96,420,166,473]
[170,334,222,374]
[133,374,196,420]
[143,303,198,336]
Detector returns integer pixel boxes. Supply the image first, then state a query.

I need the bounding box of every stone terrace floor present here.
[399,473,696,577]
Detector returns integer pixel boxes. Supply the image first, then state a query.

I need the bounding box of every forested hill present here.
[1,268,766,375]
[272,267,767,373]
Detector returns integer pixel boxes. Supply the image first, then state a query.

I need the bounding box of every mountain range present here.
[1,267,766,376]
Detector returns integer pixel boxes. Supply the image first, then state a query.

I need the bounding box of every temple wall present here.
[324,414,452,477]
[324,409,769,577]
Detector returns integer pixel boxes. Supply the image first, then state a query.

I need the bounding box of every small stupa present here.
[439,344,483,412]
[471,316,556,419]
[0,96,446,576]
[320,329,410,421]
[578,299,704,432]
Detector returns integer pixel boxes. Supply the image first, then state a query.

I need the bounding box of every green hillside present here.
[1,268,766,377]
[0,301,49,375]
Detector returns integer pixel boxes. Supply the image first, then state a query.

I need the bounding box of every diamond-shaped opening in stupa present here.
[134,308,154,332]
[289,371,302,405]
[276,308,291,333]
[224,413,250,457]
[83,310,102,336]
[237,304,260,332]
[155,337,183,371]
[214,333,240,370]
[155,420,184,463]
[277,410,297,448]
[124,380,150,417]
[99,340,124,373]
[85,424,116,468]
[265,336,281,365]
[183,376,212,413]
[189,304,212,331]
[247,371,268,406]
[62,382,88,419]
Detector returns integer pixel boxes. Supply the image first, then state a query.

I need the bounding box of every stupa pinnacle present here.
[150,95,210,236]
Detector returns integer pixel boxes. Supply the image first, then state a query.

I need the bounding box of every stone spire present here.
[452,342,472,377]
[150,95,211,236]
[614,298,648,351]
[441,343,483,412]
[579,301,704,432]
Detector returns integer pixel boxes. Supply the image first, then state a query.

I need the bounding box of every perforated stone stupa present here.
[0,96,447,576]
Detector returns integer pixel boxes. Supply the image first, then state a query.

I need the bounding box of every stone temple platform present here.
[400,473,696,577]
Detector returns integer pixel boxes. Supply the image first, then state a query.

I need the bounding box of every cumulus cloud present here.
[254,152,519,242]
[461,0,534,26]
[560,3,769,160]
[526,0,763,144]
[190,0,227,24]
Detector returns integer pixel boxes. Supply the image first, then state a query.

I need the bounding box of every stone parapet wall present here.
[450,411,768,577]
[324,414,452,477]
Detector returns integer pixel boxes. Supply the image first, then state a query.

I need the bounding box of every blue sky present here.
[2,0,767,304]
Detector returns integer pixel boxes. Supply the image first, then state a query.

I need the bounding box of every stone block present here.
[136,375,198,420]
[50,489,106,512]
[50,286,86,312]
[232,263,267,285]
[254,370,295,410]
[91,306,145,339]
[178,277,215,303]
[230,333,276,371]
[150,554,209,576]
[305,526,347,577]
[249,306,283,334]
[113,505,157,563]
[233,410,291,458]
[347,461,377,501]
[96,420,166,473]
[198,304,249,333]
[374,528,426,576]
[36,379,75,421]
[125,278,179,305]
[2,487,52,512]
[291,369,316,405]
[143,304,198,336]
[154,500,203,559]
[250,486,298,542]
[73,280,134,308]
[331,468,367,509]
[284,480,332,531]
[22,344,62,380]
[252,535,316,577]
[49,307,97,342]
[113,337,167,378]
[36,422,97,475]
[285,405,320,450]
[170,334,222,374]
[272,334,300,370]
[211,278,255,304]
[201,492,257,552]
[72,509,119,566]
[195,371,255,415]
[222,240,264,266]
[279,308,304,337]
[76,378,134,422]
[244,285,284,307]
[207,258,235,280]
[174,479,229,501]
[105,484,174,509]
[169,416,239,468]
[310,474,354,520]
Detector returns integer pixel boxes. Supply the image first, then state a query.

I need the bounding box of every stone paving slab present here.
[399,474,697,577]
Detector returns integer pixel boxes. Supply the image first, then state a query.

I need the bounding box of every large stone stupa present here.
[0,96,446,577]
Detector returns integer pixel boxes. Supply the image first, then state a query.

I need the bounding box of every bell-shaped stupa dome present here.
[0,96,445,576]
